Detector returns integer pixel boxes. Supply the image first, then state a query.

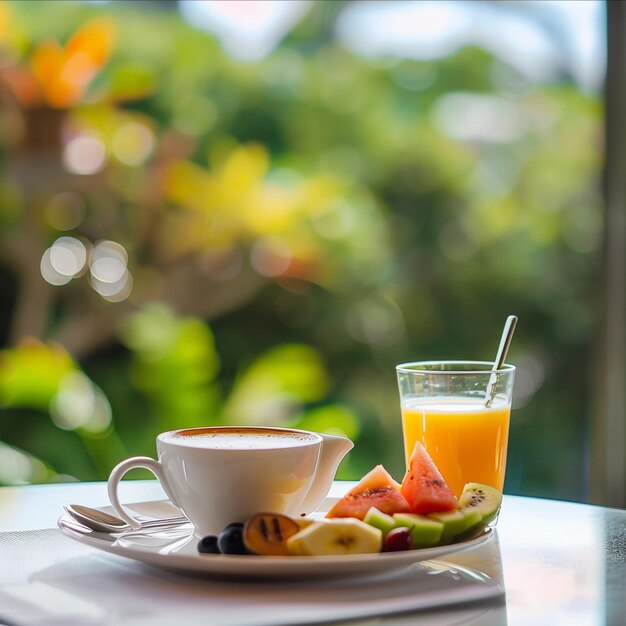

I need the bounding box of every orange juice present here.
[401,397,510,498]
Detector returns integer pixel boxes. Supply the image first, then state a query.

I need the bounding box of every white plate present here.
[58,498,493,580]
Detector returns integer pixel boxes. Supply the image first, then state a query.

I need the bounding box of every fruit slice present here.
[400,442,458,514]
[326,465,410,520]
[458,483,502,525]
[429,508,482,545]
[244,512,302,556]
[393,512,444,548]
[287,518,383,556]
[295,517,315,530]
[363,507,396,536]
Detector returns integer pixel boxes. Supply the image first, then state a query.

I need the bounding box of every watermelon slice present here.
[326,465,411,520]
[400,442,458,514]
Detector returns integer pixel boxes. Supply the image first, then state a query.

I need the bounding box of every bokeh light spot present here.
[40,248,72,286]
[90,270,133,302]
[0,441,49,484]
[45,192,86,231]
[345,296,405,346]
[90,240,128,283]
[51,371,112,433]
[250,236,292,277]
[112,121,155,166]
[438,220,479,262]
[63,132,107,175]
[563,204,602,253]
[173,96,218,136]
[311,200,355,240]
[511,353,546,409]
[434,92,527,143]
[50,236,87,277]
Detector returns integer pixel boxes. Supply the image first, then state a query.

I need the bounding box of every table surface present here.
[0,480,624,626]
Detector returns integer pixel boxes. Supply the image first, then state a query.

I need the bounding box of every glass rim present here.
[396,360,516,375]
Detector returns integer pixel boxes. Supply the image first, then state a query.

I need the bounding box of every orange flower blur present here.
[30,18,115,108]
[23,18,115,108]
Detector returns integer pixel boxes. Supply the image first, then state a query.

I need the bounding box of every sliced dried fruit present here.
[244,512,301,556]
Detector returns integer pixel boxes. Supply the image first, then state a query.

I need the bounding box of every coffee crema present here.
[162,428,319,450]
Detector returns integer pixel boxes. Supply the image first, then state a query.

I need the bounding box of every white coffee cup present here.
[107,426,353,535]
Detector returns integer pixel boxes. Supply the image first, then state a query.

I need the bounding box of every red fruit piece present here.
[400,442,458,514]
[326,465,411,520]
[384,527,413,552]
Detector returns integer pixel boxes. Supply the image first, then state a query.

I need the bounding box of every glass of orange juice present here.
[396,361,515,498]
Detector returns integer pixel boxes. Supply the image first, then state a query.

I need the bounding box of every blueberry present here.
[197,535,220,554]
[218,523,250,555]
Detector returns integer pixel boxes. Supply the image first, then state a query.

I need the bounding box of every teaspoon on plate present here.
[64,503,189,533]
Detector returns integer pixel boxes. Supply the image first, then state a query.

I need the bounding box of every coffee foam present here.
[162,428,318,450]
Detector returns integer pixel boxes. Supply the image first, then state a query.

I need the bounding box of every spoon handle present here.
[65,503,188,533]
[484,315,517,407]
[493,315,517,370]
[135,515,189,529]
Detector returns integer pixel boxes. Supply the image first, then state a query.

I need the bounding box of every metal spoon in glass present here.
[64,503,189,533]
[484,314,517,407]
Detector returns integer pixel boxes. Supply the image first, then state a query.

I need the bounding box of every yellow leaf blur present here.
[218,143,269,199]
[162,142,349,274]
[0,338,76,410]
[165,160,217,211]
[0,1,10,42]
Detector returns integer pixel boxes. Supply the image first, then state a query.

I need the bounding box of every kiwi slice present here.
[363,507,396,536]
[429,508,482,545]
[458,483,502,525]
[393,513,443,548]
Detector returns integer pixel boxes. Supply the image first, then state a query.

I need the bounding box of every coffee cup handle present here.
[107,456,171,530]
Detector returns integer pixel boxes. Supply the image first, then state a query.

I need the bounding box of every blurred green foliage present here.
[0,1,601,500]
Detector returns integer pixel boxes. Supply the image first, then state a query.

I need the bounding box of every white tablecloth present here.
[0,526,503,626]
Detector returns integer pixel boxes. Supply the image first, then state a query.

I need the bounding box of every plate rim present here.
[57,498,494,576]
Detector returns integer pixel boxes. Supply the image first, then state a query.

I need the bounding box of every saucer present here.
[58,498,493,580]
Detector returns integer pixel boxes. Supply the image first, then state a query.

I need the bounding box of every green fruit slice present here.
[392,513,443,547]
[458,483,502,525]
[429,508,482,545]
[363,507,396,536]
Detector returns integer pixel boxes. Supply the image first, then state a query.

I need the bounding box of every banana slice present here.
[287,518,382,556]
[295,517,315,530]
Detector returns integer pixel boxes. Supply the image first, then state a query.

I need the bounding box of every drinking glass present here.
[396,361,515,498]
